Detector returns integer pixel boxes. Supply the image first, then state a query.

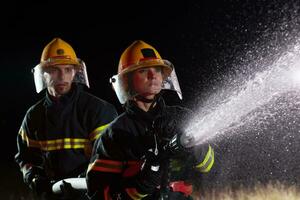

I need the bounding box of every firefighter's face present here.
[132,66,163,99]
[43,64,76,97]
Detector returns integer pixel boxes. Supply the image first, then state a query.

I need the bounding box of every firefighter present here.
[15,38,118,199]
[86,40,214,200]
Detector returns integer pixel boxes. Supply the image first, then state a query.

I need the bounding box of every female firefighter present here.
[86,40,214,200]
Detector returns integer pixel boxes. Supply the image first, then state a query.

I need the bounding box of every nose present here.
[148,68,158,79]
[58,69,65,80]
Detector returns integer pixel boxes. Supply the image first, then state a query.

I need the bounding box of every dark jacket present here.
[87,98,214,200]
[15,84,118,183]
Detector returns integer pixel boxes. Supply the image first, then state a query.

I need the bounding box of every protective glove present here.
[23,165,43,185]
[30,175,52,195]
[161,133,195,160]
[152,114,194,157]
[59,180,84,199]
[135,150,163,194]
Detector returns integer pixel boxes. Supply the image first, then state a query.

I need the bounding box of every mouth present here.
[149,81,160,87]
[147,83,161,93]
[56,83,67,87]
[55,83,68,90]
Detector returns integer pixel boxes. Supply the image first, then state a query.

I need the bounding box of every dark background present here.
[1,0,300,198]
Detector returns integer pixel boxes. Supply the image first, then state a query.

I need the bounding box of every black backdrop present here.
[1,0,300,198]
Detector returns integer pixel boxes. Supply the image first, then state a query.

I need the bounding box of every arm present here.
[88,101,118,142]
[86,127,127,200]
[87,127,162,200]
[83,100,118,161]
[15,112,51,194]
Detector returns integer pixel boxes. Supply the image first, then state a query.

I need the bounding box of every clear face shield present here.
[110,61,182,104]
[32,59,90,93]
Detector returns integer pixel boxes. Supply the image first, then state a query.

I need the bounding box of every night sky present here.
[1,0,300,198]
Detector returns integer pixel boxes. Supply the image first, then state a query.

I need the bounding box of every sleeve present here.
[86,127,157,200]
[168,143,215,189]
[88,100,118,142]
[86,127,127,200]
[192,144,215,173]
[14,111,46,186]
[174,106,215,173]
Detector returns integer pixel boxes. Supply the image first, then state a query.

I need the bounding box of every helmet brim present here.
[40,59,81,68]
[121,59,173,80]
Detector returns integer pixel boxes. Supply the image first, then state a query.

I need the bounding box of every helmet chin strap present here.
[135,95,155,103]
[135,92,163,110]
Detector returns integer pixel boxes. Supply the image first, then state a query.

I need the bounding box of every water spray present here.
[181,42,300,147]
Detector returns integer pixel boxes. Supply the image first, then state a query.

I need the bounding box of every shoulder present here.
[165,105,193,117]
[79,91,117,112]
[96,113,131,150]
[25,98,46,118]
[102,113,133,139]
[109,113,132,131]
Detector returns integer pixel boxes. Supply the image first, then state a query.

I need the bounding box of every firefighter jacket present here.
[15,84,118,183]
[87,97,215,200]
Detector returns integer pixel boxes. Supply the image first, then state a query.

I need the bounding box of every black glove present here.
[135,150,163,194]
[22,165,51,195]
[30,175,52,195]
[59,180,84,199]
[164,133,194,156]
[23,165,45,186]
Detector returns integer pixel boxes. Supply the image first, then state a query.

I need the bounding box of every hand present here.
[23,165,45,186]
[30,175,52,195]
[59,180,83,199]
[163,133,193,157]
[137,150,163,193]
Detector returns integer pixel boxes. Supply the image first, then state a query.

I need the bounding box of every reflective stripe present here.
[88,159,123,173]
[89,123,110,141]
[104,186,111,200]
[125,188,148,200]
[122,161,143,177]
[195,145,214,173]
[19,128,89,151]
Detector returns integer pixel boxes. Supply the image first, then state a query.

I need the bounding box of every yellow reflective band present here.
[89,123,110,141]
[196,145,215,173]
[125,188,148,200]
[19,128,89,151]
[19,128,30,147]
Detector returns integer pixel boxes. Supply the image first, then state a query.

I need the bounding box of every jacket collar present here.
[125,97,166,125]
[44,83,81,107]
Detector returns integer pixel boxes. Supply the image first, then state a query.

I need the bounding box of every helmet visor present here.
[32,59,90,93]
[73,59,90,88]
[110,63,182,104]
[162,67,182,100]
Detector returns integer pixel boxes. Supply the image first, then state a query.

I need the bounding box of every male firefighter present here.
[86,40,214,199]
[15,38,118,199]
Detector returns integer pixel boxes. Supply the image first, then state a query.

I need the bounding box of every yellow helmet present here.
[111,40,182,104]
[118,40,172,79]
[40,38,81,68]
[32,38,90,93]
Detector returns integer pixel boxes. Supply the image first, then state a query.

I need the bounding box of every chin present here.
[148,87,161,93]
[55,89,68,95]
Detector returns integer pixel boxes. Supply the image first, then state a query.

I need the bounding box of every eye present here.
[155,67,162,73]
[138,68,147,74]
[46,67,58,73]
[65,66,75,73]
